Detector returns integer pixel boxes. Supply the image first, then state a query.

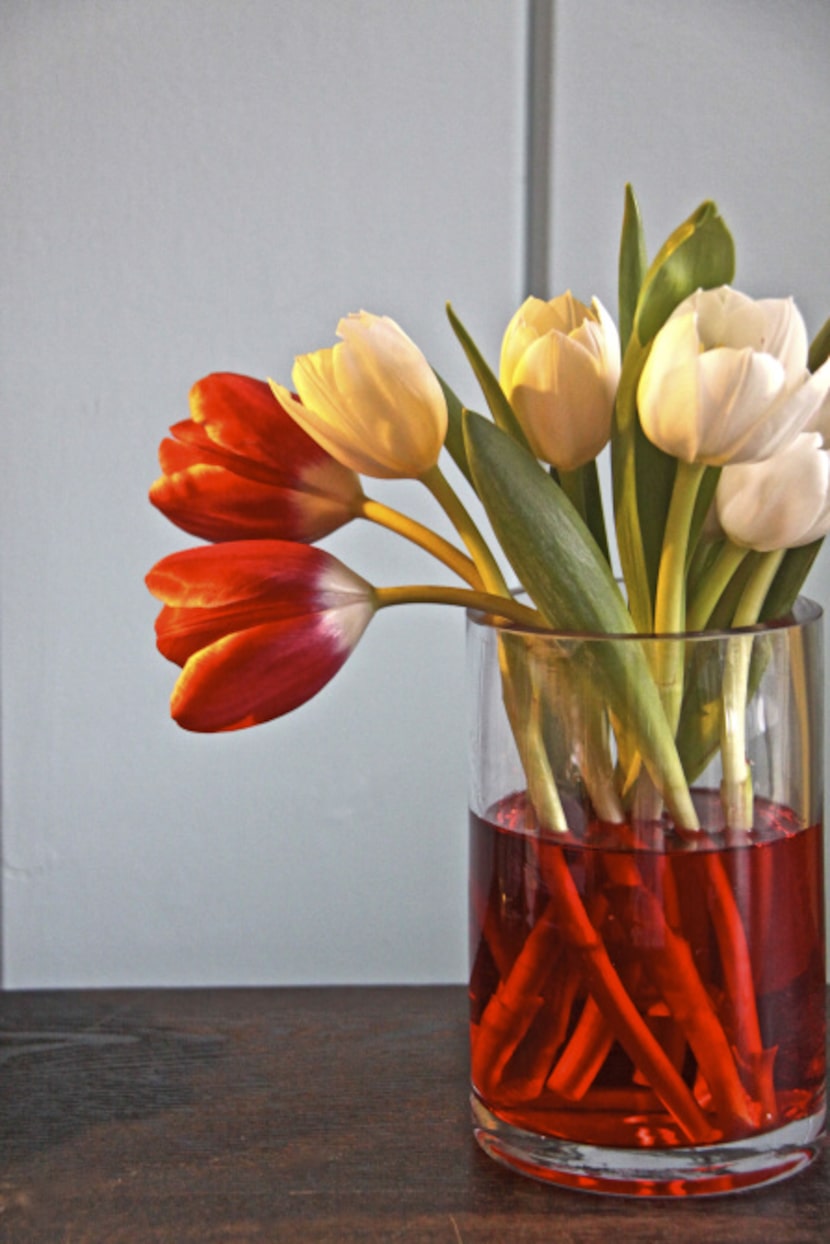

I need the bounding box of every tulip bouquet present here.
[146,189,830,832]
[147,188,830,1184]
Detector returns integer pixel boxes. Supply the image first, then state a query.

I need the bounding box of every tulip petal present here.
[169,611,368,731]
[150,374,362,543]
[499,298,542,387]
[717,432,830,550]
[695,347,787,462]
[756,296,809,386]
[590,298,623,383]
[638,312,706,461]
[286,312,447,479]
[805,359,830,440]
[147,540,370,610]
[147,540,375,730]
[501,293,619,471]
[284,356,397,478]
[150,464,357,544]
[640,287,819,468]
[512,334,613,470]
[189,375,319,474]
[687,287,766,351]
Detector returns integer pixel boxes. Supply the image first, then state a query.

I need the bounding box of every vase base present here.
[471,1094,826,1197]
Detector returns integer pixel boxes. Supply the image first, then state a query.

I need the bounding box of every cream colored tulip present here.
[716,431,830,551]
[272,312,448,480]
[499,293,621,471]
[638,286,830,465]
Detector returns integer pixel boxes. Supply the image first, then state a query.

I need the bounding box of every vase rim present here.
[466,591,823,642]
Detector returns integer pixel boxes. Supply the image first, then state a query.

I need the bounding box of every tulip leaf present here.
[463,409,628,632]
[614,200,734,627]
[761,538,823,622]
[434,370,474,486]
[618,184,647,354]
[634,201,735,345]
[446,303,531,450]
[462,409,697,827]
[611,337,677,632]
[808,315,830,373]
[559,460,611,564]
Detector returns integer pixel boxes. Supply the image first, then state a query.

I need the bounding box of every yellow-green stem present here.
[373,584,543,628]
[357,496,482,588]
[654,460,707,636]
[731,548,787,630]
[720,548,787,830]
[377,581,566,828]
[652,460,707,735]
[419,464,510,597]
[686,540,750,633]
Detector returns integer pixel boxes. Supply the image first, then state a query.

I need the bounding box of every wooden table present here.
[0,987,826,1242]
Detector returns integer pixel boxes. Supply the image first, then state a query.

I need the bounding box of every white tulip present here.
[273,312,448,480]
[499,292,621,471]
[716,431,830,551]
[638,286,830,466]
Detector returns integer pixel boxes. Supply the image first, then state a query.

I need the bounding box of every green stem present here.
[654,460,707,635]
[686,540,749,632]
[524,678,569,831]
[373,584,543,628]
[419,467,571,833]
[357,496,482,588]
[731,548,787,630]
[652,460,707,738]
[419,464,509,596]
[720,549,787,830]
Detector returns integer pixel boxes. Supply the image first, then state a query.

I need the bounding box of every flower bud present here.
[716,431,830,551]
[638,286,830,465]
[499,293,621,471]
[274,312,448,480]
[150,374,363,544]
[146,541,375,731]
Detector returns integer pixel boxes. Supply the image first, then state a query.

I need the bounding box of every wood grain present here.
[0,987,826,1242]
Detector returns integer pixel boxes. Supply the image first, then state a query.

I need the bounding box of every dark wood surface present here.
[0,986,826,1242]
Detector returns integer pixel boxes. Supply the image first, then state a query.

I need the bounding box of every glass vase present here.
[467,598,826,1196]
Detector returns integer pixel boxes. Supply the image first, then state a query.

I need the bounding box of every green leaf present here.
[613,201,733,628]
[558,460,611,564]
[708,551,759,630]
[761,539,823,621]
[463,409,697,827]
[618,184,647,354]
[433,370,474,486]
[446,303,530,449]
[808,315,830,373]
[634,201,735,344]
[611,337,677,632]
[463,409,626,632]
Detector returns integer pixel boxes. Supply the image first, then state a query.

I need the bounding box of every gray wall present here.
[1,0,828,986]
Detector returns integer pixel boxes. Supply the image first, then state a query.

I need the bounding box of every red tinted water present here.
[470,791,826,1148]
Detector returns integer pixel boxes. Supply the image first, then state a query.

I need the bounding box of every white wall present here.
[0,0,526,986]
[1,0,828,986]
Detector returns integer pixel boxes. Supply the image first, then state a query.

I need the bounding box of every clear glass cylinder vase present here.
[467,598,826,1196]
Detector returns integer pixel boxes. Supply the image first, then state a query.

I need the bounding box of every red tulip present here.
[146,540,375,731]
[150,374,363,543]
